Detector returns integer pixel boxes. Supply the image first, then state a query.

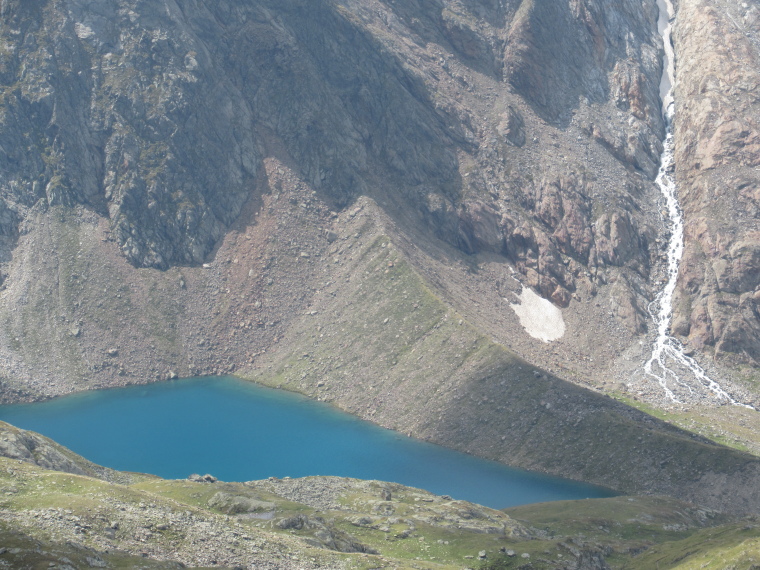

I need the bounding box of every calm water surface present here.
[0,376,614,508]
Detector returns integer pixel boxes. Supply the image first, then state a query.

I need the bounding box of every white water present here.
[643,0,749,407]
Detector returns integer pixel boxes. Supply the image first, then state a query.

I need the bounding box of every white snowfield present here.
[509,287,565,343]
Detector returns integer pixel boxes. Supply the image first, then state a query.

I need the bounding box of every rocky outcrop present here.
[429,0,665,306]
[672,0,760,362]
[0,421,128,483]
[207,490,275,514]
[497,106,526,148]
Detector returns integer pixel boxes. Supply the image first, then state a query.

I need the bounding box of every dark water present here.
[0,376,614,509]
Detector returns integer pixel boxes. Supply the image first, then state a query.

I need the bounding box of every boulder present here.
[207,492,275,515]
[497,107,526,147]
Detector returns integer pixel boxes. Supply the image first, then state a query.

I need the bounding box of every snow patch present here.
[508,287,565,343]
[74,23,95,40]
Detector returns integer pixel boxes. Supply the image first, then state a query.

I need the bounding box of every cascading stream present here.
[643,0,750,407]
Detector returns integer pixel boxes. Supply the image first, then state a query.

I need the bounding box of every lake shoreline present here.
[0,375,616,509]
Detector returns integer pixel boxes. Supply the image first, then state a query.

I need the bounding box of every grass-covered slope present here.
[501,496,760,570]
[623,523,760,569]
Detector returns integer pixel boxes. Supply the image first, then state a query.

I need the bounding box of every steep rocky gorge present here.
[0,0,759,514]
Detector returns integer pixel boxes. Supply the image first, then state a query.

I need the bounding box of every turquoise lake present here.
[0,376,614,509]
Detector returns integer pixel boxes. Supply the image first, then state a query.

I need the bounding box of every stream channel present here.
[644,0,746,406]
[0,375,614,509]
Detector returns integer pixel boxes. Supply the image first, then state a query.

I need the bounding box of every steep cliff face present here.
[671,0,760,367]
[0,0,473,269]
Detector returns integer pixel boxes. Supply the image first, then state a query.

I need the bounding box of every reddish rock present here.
[594,212,640,267]
[672,0,760,361]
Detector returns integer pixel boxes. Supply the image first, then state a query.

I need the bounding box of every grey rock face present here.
[502,0,663,131]
[0,0,469,269]
[0,1,258,268]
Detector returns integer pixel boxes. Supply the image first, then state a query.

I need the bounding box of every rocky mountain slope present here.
[0,0,672,394]
[0,0,759,530]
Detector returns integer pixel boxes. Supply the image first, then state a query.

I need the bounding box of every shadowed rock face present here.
[0,0,661,284]
[0,0,461,269]
[503,0,663,132]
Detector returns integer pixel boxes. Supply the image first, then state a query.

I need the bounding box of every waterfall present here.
[643,0,750,407]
